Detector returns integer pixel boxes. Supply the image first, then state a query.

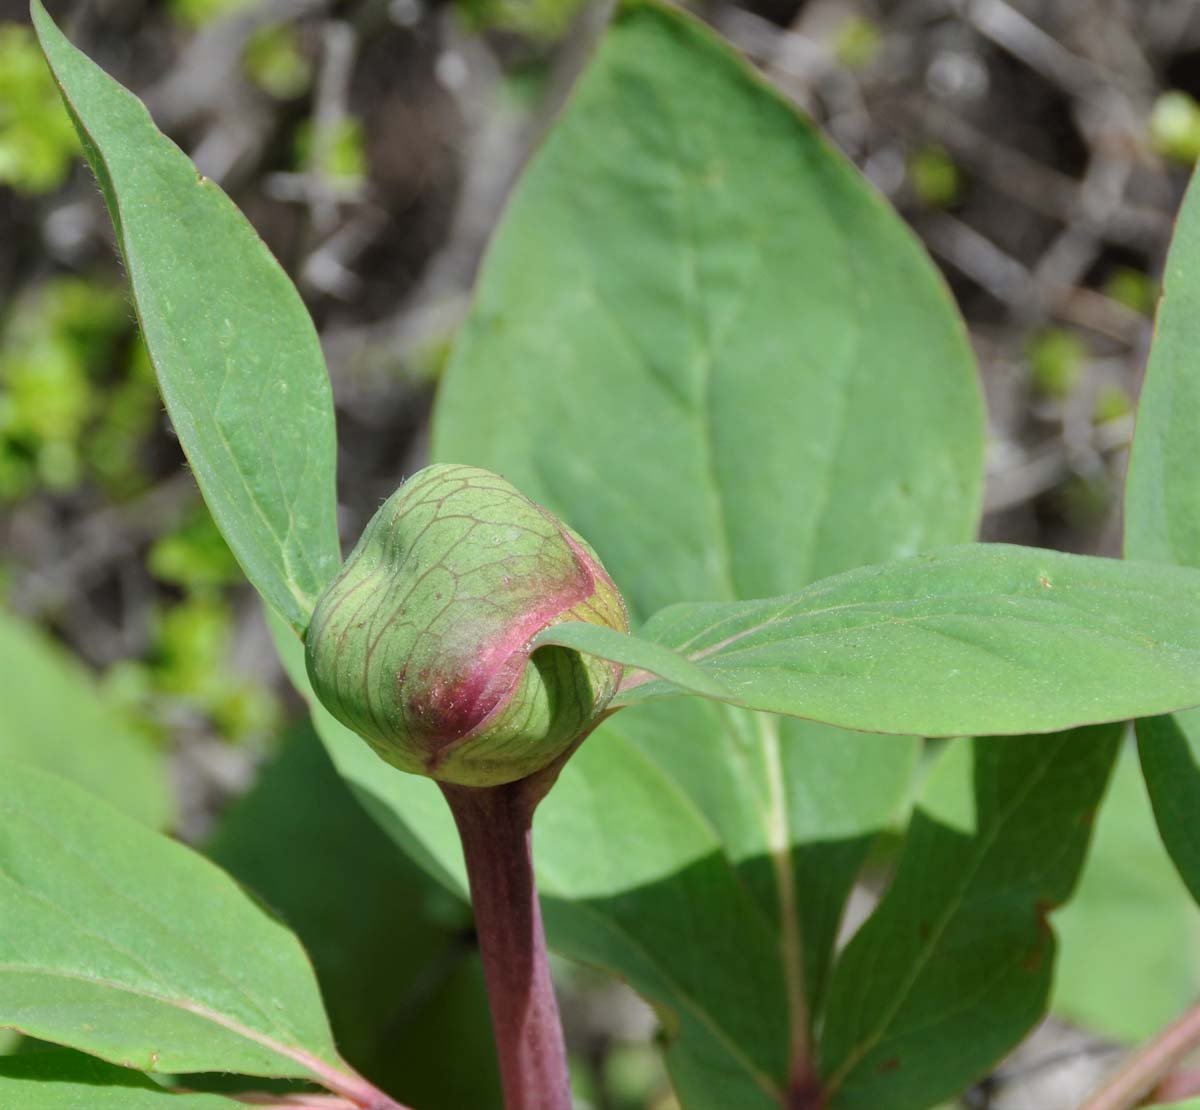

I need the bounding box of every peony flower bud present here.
[304,464,629,787]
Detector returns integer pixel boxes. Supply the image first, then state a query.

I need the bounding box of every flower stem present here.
[440,778,572,1110]
[1081,998,1200,1110]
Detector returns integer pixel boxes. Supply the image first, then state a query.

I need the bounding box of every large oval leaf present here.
[0,759,385,1105]
[32,0,340,634]
[428,0,983,1101]
[433,2,983,615]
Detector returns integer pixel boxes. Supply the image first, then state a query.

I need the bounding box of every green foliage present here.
[1123,170,1200,915]
[34,0,342,634]
[1152,91,1200,165]
[1053,742,1200,1043]
[1027,326,1086,399]
[206,723,502,1107]
[243,24,312,100]
[0,277,143,500]
[0,24,78,193]
[148,506,243,591]
[294,115,368,185]
[457,0,586,42]
[587,545,1200,736]
[1093,383,1134,425]
[833,16,883,70]
[1104,265,1158,316]
[819,725,1120,1109]
[167,0,254,30]
[0,1050,239,1108]
[0,608,172,828]
[25,1,1200,1107]
[908,144,961,207]
[0,759,347,1081]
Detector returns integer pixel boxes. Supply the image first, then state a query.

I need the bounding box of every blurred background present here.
[2,0,1199,1107]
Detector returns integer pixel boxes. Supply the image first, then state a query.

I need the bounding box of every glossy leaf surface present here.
[0,609,170,828]
[32,0,340,634]
[819,725,1121,1110]
[0,759,364,1092]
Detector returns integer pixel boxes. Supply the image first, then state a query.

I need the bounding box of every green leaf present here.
[612,545,1200,736]
[0,758,381,1101]
[1052,741,1200,1043]
[1123,168,1200,912]
[31,0,340,634]
[425,0,979,1099]
[206,722,501,1109]
[434,2,982,614]
[0,609,171,829]
[0,1049,239,1108]
[533,621,731,700]
[819,725,1121,1110]
[1138,711,1200,908]
[1125,169,1200,570]
[269,612,792,1108]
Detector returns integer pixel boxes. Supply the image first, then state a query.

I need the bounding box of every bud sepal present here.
[305,464,629,786]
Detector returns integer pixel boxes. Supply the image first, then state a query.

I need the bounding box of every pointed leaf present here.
[31,1,340,633]
[819,725,1121,1109]
[613,545,1200,735]
[0,610,171,829]
[433,0,983,616]
[426,0,981,1097]
[0,759,379,1102]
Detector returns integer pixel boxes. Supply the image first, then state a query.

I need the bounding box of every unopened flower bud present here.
[304,464,629,786]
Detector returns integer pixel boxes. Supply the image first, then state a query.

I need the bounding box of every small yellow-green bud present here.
[304,464,629,786]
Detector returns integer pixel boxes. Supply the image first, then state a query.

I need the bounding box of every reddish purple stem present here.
[441,779,572,1110]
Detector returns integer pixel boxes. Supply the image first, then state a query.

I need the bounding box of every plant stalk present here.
[1080,998,1200,1110]
[441,778,572,1110]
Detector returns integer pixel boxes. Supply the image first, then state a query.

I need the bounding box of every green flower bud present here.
[304,464,629,787]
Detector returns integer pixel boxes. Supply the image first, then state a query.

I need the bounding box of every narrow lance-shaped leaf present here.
[819,725,1121,1110]
[31,0,341,634]
[553,545,1200,736]
[1123,167,1200,907]
[0,758,390,1107]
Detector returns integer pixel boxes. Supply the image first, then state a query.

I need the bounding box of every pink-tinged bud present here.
[304,464,629,786]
